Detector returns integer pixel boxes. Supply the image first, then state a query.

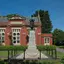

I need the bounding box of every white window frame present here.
[12,28,21,45]
[44,37,50,45]
[10,22,23,24]
[0,28,5,44]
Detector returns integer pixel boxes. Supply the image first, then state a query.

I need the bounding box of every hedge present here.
[0,45,28,51]
[37,45,56,51]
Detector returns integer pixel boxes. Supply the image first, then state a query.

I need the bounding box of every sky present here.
[0,0,64,31]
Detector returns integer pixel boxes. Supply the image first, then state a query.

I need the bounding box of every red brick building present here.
[0,16,52,46]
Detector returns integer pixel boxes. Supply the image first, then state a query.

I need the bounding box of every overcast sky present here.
[0,0,64,31]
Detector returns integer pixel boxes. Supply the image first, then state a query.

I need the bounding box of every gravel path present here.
[56,47,64,53]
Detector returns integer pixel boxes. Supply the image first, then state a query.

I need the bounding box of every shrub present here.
[0,59,8,64]
[37,45,56,51]
[0,45,28,51]
[61,56,64,63]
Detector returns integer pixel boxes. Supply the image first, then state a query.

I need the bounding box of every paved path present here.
[56,47,64,53]
[16,46,48,59]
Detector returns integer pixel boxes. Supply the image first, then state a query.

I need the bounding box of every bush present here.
[0,59,8,64]
[0,45,28,51]
[39,60,61,64]
[61,56,64,63]
[37,45,56,51]
[59,46,64,49]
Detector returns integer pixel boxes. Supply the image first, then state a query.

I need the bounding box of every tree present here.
[53,28,64,45]
[31,10,53,33]
[6,14,20,18]
[6,14,25,19]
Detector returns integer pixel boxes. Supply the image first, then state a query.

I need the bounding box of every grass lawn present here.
[58,46,64,49]
[57,51,64,58]
[56,46,64,58]
[42,50,64,59]
[0,51,8,57]
[0,51,23,59]
[39,60,61,64]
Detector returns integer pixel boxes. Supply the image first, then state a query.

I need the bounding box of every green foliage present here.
[57,51,64,59]
[31,10,53,33]
[58,46,64,49]
[39,60,61,64]
[6,14,20,18]
[16,60,61,64]
[6,14,25,20]
[61,56,64,63]
[0,59,61,64]
[0,45,27,51]
[0,59,8,64]
[37,45,56,51]
[0,60,4,64]
[53,28,64,45]
[37,45,45,51]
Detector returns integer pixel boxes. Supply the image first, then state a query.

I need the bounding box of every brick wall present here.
[35,26,41,45]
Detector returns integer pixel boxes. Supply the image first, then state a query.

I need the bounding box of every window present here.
[44,37,50,43]
[13,33,16,36]
[0,29,5,43]
[17,40,20,43]
[17,33,20,35]
[12,29,20,44]
[13,41,16,43]
[13,37,16,40]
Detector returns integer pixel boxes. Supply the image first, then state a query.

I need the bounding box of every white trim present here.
[27,27,30,29]
[35,28,37,30]
[38,33,41,35]
[0,28,6,29]
[0,29,5,44]
[11,28,21,29]
[44,37,50,45]
[12,28,21,45]
[2,43,5,46]
[13,43,20,45]
[10,22,23,24]
[11,17,22,19]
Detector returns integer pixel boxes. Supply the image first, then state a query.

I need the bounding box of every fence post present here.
[49,49,50,55]
[14,50,15,56]
[52,50,53,57]
[55,49,57,59]
[8,50,9,60]
[24,50,25,59]
[40,51,41,59]
[11,50,13,58]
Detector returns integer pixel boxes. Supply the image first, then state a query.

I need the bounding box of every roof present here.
[25,17,41,25]
[41,34,52,37]
[0,16,41,26]
[0,22,8,27]
[25,17,40,22]
[0,17,8,22]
